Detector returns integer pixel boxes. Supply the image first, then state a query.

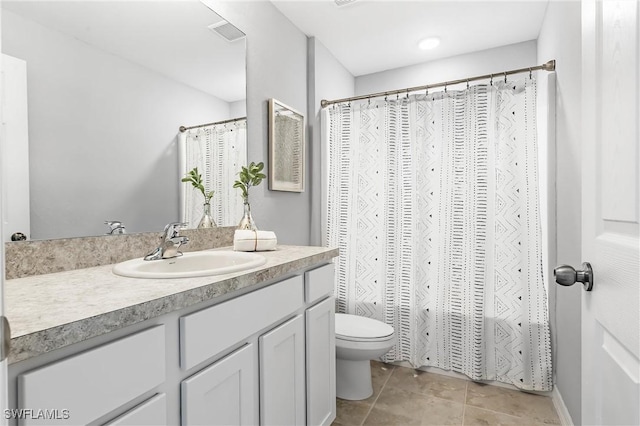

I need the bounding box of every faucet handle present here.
[163,222,187,238]
[105,220,126,234]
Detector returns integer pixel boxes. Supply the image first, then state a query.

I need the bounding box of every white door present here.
[181,343,258,426]
[581,1,640,424]
[259,314,305,426]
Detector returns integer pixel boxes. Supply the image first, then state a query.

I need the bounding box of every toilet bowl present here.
[335,313,396,400]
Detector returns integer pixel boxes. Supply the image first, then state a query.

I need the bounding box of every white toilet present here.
[335,313,396,400]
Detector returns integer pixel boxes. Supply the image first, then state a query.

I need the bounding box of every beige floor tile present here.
[373,385,430,420]
[421,396,464,425]
[463,406,545,426]
[364,361,395,403]
[363,406,422,426]
[385,366,468,403]
[465,383,560,424]
[335,398,372,426]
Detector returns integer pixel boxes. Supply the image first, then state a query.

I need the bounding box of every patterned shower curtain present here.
[179,119,247,227]
[324,79,552,391]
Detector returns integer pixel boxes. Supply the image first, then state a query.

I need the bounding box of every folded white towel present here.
[233,230,277,252]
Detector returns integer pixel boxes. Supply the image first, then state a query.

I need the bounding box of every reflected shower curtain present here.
[179,119,247,227]
[324,79,552,391]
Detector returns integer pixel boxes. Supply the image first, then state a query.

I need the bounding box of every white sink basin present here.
[113,250,267,279]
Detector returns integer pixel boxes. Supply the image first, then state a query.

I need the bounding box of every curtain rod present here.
[179,116,246,133]
[320,60,556,108]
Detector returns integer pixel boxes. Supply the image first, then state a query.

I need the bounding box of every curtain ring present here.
[406,89,410,99]
[368,98,371,106]
[396,93,399,101]
[490,74,493,86]
[425,87,428,95]
[444,83,448,93]
[504,71,507,83]
[529,67,533,79]
[466,79,470,89]
[384,95,388,102]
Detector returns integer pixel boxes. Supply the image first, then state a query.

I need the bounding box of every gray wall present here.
[307,37,355,245]
[206,1,310,245]
[538,2,583,424]
[2,9,231,239]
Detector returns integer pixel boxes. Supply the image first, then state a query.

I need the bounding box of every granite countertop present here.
[5,245,338,364]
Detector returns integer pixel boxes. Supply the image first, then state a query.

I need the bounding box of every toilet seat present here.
[335,313,394,342]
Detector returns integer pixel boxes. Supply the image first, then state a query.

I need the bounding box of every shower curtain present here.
[324,79,552,391]
[179,119,247,227]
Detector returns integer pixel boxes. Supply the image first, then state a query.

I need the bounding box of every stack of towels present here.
[233,230,277,252]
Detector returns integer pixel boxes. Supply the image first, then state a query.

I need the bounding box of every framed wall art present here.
[268,98,305,192]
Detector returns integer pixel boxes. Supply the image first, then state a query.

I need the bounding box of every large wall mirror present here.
[1,1,247,241]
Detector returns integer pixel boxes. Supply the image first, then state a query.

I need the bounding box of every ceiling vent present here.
[335,0,357,6]
[208,21,246,42]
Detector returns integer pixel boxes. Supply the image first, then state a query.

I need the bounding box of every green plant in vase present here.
[182,167,216,228]
[233,161,266,230]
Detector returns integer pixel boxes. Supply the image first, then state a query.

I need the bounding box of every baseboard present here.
[551,387,574,426]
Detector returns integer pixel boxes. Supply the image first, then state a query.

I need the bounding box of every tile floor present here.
[333,361,561,426]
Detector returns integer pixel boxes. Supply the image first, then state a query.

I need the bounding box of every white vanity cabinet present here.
[10,261,336,426]
[180,263,336,426]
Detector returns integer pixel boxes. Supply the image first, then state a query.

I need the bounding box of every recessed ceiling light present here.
[418,37,440,50]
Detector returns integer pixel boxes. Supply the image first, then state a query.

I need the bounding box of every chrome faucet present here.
[144,222,189,261]
[105,220,126,235]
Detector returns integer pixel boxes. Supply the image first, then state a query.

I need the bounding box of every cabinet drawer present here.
[18,326,165,426]
[180,275,304,370]
[104,394,167,426]
[304,263,335,304]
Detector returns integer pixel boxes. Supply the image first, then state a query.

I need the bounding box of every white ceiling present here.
[2,1,246,102]
[271,0,549,77]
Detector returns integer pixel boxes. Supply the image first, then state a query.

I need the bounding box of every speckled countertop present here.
[6,245,338,364]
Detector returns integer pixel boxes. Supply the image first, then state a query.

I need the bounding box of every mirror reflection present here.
[179,117,246,229]
[1,0,247,241]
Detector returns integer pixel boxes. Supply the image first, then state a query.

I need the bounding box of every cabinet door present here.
[306,297,336,426]
[181,343,257,426]
[104,394,167,426]
[259,315,305,426]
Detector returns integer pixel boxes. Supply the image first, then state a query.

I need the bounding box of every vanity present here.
[5,244,338,426]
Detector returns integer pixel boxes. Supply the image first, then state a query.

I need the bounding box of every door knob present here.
[554,262,594,291]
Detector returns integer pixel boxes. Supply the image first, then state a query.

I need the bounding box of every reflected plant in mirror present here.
[182,168,215,228]
[234,162,266,231]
